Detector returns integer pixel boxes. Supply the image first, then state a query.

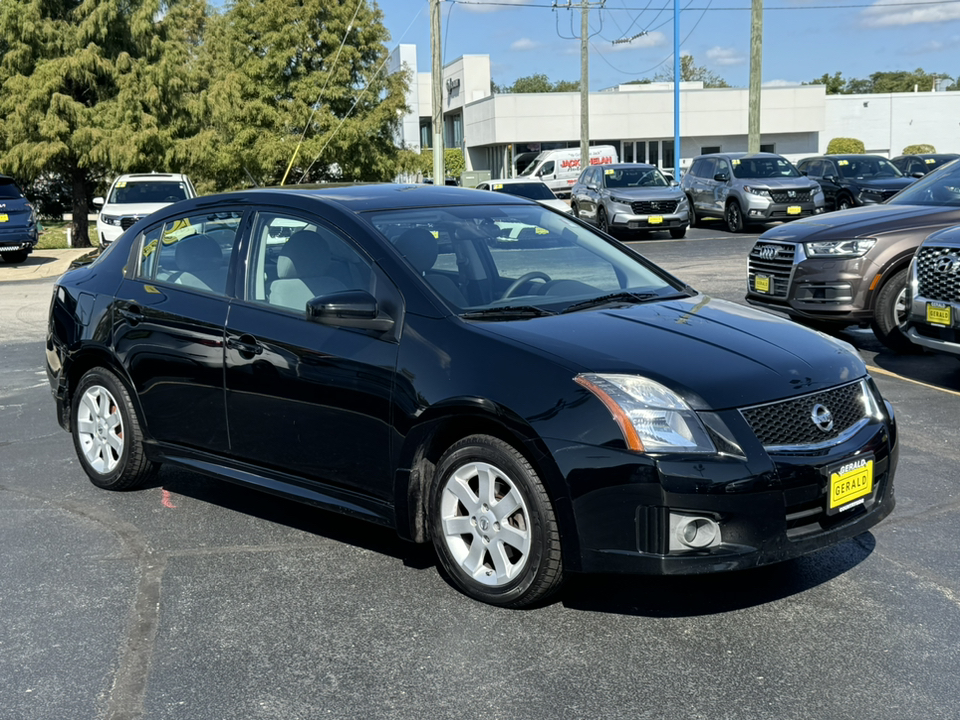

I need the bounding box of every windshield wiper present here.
[560,291,662,314]
[461,305,557,320]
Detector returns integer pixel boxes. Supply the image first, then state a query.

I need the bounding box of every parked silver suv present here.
[570,163,689,238]
[904,224,960,356]
[681,152,824,232]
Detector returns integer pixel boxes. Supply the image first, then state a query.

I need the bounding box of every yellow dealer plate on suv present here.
[926,302,952,326]
[754,274,771,293]
[647,216,663,225]
[827,455,873,514]
[786,206,802,215]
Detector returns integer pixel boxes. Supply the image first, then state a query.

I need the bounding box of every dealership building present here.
[388,44,960,179]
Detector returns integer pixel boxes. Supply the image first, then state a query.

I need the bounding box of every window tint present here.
[109,181,189,204]
[137,211,242,296]
[803,160,822,177]
[539,161,555,176]
[0,179,24,199]
[247,212,372,313]
[699,158,716,178]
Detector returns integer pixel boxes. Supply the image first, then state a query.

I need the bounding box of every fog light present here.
[669,513,722,551]
[749,209,763,217]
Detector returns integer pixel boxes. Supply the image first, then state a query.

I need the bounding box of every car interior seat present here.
[171,234,227,294]
[394,228,468,307]
[269,230,347,311]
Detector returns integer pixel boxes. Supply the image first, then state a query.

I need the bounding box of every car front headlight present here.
[742,185,771,197]
[809,185,823,196]
[804,238,877,257]
[575,373,716,454]
[609,195,633,205]
[100,214,122,227]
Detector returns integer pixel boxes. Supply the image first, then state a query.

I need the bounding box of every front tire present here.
[598,207,610,235]
[72,368,158,490]
[669,226,687,239]
[836,194,854,212]
[725,200,745,233]
[430,435,563,608]
[871,268,921,353]
[687,196,699,227]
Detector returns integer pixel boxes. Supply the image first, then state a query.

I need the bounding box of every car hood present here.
[604,186,684,200]
[99,201,176,217]
[854,177,915,192]
[474,295,864,411]
[736,177,819,191]
[759,203,960,241]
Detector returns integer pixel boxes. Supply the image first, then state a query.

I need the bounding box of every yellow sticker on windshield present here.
[732,159,740,166]
[838,160,849,166]
[925,158,936,164]
[430,230,439,239]
[605,169,615,175]
[535,227,549,235]
[493,183,503,189]
[116,181,127,188]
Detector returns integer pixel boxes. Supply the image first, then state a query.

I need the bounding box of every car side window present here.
[247,211,373,313]
[136,211,242,296]
[700,158,716,178]
[822,160,837,178]
[804,160,822,177]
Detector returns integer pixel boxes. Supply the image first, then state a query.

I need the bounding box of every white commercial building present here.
[388,44,960,180]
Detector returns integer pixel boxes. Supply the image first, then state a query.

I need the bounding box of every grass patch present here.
[36,221,94,250]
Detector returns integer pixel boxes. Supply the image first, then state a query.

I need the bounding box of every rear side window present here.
[0,179,24,199]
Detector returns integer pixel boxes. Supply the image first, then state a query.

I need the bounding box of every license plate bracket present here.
[826,454,874,515]
[786,205,802,215]
[754,274,771,293]
[647,215,664,225]
[926,301,952,326]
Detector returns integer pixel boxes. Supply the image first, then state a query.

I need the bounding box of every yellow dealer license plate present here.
[827,455,874,514]
[786,206,802,215]
[754,274,771,293]
[0,214,8,222]
[647,215,663,225]
[926,302,952,326]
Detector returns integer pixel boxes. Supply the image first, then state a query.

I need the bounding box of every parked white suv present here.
[94,173,197,247]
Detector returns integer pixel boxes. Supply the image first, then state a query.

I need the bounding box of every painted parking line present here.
[867,364,960,398]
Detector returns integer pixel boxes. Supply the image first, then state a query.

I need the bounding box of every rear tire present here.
[871,268,921,353]
[836,194,854,212]
[72,368,159,490]
[1,250,28,264]
[429,434,563,608]
[687,196,699,227]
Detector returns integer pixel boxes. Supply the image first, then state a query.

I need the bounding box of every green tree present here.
[193,0,408,189]
[494,74,581,93]
[804,72,848,94]
[826,137,866,154]
[806,68,954,94]
[652,55,730,88]
[0,0,206,246]
[903,144,936,154]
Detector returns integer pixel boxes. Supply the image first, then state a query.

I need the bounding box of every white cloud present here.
[862,0,960,27]
[510,37,541,51]
[705,46,746,67]
[459,0,534,14]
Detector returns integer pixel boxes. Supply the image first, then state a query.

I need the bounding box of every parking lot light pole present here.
[674,0,680,181]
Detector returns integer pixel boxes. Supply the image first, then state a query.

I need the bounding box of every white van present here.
[518,145,618,197]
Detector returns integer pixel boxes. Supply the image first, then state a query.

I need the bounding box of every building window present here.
[420,119,432,149]
[663,141,674,170]
[701,145,721,155]
[760,143,775,153]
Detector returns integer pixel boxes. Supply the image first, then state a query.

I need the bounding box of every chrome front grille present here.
[740,381,867,449]
[770,189,812,203]
[915,245,960,303]
[747,241,796,298]
[630,199,679,215]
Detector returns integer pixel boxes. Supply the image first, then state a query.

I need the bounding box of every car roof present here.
[170,183,536,214]
[817,154,888,160]
[592,163,657,171]
[484,178,549,185]
[894,153,959,160]
[699,152,783,160]
[111,173,191,183]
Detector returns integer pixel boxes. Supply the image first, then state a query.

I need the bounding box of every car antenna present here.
[243,168,260,188]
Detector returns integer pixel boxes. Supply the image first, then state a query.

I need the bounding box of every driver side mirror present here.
[912,171,925,178]
[714,172,729,182]
[93,197,105,207]
[306,290,395,333]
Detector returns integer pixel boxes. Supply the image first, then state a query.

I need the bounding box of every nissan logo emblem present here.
[811,404,834,433]
[934,255,960,274]
[759,246,778,260]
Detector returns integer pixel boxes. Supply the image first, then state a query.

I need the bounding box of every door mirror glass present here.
[714,172,729,182]
[307,289,395,332]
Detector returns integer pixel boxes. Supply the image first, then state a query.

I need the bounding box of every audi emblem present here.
[811,403,834,433]
[933,255,960,274]
[759,246,778,260]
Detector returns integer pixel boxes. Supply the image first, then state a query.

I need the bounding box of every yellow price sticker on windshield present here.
[837,160,849,166]
[535,227,549,235]
[493,183,503,190]
[430,230,439,238]
[116,181,127,188]
[605,169,615,175]
[925,158,936,164]
[732,159,740,166]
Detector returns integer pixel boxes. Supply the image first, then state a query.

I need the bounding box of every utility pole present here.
[673,0,680,181]
[557,1,605,175]
[431,0,444,183]
[747,0,763,153]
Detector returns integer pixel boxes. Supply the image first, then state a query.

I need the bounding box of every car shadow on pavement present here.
[151,465,438,571]
[834,327,960,393]
[559,533,876,617]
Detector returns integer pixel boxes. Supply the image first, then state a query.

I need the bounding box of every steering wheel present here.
[502,271,551,299]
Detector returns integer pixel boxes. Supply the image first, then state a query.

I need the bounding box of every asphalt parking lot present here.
[2,231,959,720]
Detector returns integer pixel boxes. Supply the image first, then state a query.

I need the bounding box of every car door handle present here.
[227,335,263,357]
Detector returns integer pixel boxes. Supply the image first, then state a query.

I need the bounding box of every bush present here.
[903,143,936,154]
[826,137,866,154]
[444,148,465,178]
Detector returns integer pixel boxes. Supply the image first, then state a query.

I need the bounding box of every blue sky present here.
[373,0,960,90]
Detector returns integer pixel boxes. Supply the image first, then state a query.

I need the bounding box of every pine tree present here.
[0,0,206,246]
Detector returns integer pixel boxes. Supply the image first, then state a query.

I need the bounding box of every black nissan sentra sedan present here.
[46,184,897,607]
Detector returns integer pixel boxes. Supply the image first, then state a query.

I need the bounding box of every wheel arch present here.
[62,347,148,436]
[866,251,916,314]
[392,401,581,568]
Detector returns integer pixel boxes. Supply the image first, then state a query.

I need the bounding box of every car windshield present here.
[108,181,188,205]
[731,157,800,179]
[493,182,556,201]
[366,204,686,317]
[603,167,669,188]
[0,179,24,199]
[836,157,903,180]
[889,159,960,207]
